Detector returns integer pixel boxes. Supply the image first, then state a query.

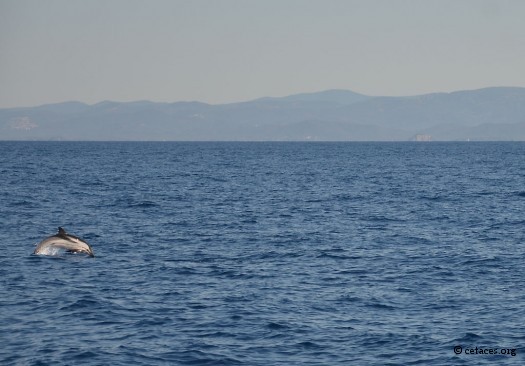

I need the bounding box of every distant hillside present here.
[1,87,524,141]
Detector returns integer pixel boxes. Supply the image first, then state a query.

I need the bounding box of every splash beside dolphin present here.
[34,227,94,257]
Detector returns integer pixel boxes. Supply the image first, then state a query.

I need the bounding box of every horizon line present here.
[2,85,524,110]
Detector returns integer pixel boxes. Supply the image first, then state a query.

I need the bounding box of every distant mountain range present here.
[1,87,525,141]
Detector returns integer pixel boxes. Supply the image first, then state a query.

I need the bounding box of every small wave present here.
[266,322,290,330]
[460,257,501,267]
[295,341,324,349]
[135,317,171,327]
[67,350,99,361]
[8,200,41,208]
[176,350,243,365]
[366,303,396,310]
[316,252,360,260]
[332,193,364,201]
[336,294,362,303]
[59,298,101,311]
[366,215,406,222]
[454,332,483,343]
[365,299,397,310]
[420,194,445,201]
[132,201,158,208]
[112,197,159,208]
[241,218,257,224]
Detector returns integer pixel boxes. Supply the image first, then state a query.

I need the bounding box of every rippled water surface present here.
[1,141,524,365]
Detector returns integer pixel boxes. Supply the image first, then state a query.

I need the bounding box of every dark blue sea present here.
[1,141,524,365]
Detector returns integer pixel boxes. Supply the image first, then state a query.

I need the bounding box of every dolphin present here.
[34,227,95,257]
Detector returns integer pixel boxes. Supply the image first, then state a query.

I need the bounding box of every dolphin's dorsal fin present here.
[58,227,67,236]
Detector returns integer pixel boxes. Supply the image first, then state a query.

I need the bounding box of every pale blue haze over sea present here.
[1,141,524,365]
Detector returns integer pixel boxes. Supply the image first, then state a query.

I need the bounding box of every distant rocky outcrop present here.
[1,87,524,141]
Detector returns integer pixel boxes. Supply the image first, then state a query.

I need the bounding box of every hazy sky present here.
[1,0,524,107]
